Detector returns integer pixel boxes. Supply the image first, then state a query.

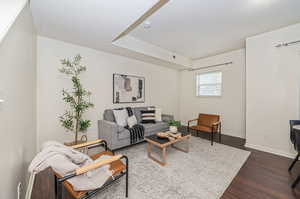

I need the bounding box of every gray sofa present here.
[98,106,174,150]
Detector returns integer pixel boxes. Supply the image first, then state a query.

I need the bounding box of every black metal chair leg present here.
[292,174,300,188]
[125,156,129,198]
[289,154,299,172]
[211,133,214,146]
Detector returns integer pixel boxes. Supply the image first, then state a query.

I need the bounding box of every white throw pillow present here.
[113,109,128,127]
[148,107,162,122]
[127,115,137,128]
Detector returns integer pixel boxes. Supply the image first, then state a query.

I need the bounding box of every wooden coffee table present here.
[145,132,191,166]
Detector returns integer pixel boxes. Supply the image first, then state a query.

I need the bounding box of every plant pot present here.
[169,126,178,134]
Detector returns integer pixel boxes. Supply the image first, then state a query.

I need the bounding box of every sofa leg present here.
[211,133,214,146]
[219,130,221,143]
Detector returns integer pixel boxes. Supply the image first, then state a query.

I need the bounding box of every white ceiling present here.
[131,0,300,59]
[30,0,157,49]
[30,0,300,68]
[30,0,182,68]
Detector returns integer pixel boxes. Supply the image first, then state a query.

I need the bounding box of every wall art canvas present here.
[113,74,145,103]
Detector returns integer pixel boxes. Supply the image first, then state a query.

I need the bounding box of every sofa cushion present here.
[117,129,131,140]
[133,106,154,123]
[117,121,168,140]
[142,122,169,134]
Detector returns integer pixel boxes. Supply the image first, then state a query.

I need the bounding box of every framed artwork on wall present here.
[113,74,145,104]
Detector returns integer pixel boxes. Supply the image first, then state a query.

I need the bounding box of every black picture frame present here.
[113,73,145,104]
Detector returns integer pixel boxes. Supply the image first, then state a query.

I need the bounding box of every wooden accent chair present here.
[30,139,128,199]
[188,114,221,145]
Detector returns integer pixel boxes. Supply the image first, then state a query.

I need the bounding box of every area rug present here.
[96,136,250,199]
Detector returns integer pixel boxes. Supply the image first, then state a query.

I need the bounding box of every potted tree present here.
[59,55,94,145]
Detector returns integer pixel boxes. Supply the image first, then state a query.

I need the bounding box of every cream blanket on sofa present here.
[28,141,112,191]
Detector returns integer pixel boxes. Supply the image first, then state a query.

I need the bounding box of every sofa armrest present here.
[98,120,124,150]
[162,114,174,122]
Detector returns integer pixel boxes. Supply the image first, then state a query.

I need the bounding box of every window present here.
[196,71,222,96]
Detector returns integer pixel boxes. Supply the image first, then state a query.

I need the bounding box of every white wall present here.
[246,23,300,158]
[0,0,27,43]
[37,36,179,148]
[0,5,36,199]
[179,49,246,138]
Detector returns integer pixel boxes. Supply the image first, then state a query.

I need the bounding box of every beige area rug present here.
[96,136,250,199]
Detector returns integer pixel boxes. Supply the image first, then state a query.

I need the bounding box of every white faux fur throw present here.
[28,141,112,191]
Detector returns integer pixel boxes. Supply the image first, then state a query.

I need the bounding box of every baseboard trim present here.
[245,142,296,159]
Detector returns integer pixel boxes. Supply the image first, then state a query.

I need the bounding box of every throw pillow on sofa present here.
[141,110,156,124]
[127,115,137,128]
[113,109,128,127]
[148,107,162,122]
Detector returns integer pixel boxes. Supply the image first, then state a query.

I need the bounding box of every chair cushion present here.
[190,125,213,133]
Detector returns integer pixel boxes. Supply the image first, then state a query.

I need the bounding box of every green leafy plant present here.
[59,55,94,144]
[168,120,181,127]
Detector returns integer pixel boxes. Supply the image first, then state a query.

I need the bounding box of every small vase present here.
[169,126,178,134]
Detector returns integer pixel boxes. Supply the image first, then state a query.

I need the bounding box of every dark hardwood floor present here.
[182,127,300,199]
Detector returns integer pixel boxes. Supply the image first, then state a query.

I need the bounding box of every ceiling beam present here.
[112,0,169,42]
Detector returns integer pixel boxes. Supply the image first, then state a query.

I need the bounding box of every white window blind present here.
[196,71,222,96]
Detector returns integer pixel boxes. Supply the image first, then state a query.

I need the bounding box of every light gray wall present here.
[246,23,300,158]
[0,5,36,199]
[37,36,180,148]
[179,49,246,138]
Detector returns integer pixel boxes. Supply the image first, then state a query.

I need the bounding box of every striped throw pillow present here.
[141,110,156,124]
